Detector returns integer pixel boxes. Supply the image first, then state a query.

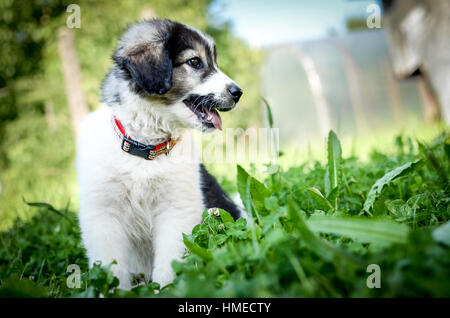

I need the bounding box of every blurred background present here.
[0,0,448,229]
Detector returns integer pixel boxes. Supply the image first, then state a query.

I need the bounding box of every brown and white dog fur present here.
[77,19,243,290]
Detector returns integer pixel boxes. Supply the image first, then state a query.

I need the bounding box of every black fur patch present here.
[381,0,394,11]
[167,22,217,81]
[183,93,216,110]
[199,164,241,220]
[113,44,173,96]
[183,93,234,112]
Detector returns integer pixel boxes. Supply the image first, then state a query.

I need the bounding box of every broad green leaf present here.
[250,178,271,215]
[264,196,280,211]
[236,165,261,249]
[287,199,337,262]
[307,215,409,245]
[261,213,281,233]
[237,164,270,217]
[307,187,334,211]
[327,130,342,194]
[324,167,330,196]
[237,165,252,214]
[235,217,247,229]
[215,234,228,245]
[183,234,213,261]
[191,224,208,236]
[363,160,422,214]
[327,186,339,203]
[219,209,235,224]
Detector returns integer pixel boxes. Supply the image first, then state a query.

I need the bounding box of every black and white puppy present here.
[77,19,243,290]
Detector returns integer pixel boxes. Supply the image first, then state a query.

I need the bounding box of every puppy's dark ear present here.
[114,41,173,96]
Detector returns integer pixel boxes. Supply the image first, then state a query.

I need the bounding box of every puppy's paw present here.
[151,268,175,288]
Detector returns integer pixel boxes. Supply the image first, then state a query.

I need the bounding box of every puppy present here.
[77,19,243,290]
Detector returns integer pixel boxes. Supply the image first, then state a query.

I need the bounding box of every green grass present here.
[0,130,449,297]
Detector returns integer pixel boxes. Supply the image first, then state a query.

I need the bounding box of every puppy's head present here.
[111,19,242,131]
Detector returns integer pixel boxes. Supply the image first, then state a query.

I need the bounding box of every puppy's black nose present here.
[227,85,243,103]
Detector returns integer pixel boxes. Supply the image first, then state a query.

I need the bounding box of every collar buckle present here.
[113,116,177,160]
[121,135,157,159]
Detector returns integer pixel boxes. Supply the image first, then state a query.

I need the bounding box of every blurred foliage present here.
[346,17,369,31]
[0,0,263,227]
[0,0,70,84]
[346,16,383,31]
[0,0,73,163]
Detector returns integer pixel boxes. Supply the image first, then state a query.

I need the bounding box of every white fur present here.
[77,104,206,289]
[192,70,236,97]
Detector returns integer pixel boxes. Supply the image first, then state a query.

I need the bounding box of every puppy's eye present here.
[186,57,202,69]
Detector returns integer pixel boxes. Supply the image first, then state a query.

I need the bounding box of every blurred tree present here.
[346,17,368,31]
[0,0,73,166]
[0,0,71,84]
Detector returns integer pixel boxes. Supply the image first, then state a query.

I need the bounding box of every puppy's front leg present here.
[151,210,200,287]
[79,211,133,290]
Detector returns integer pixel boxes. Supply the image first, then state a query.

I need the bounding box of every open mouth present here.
[183,94,223,130]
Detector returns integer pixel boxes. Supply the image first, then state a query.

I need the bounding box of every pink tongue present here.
[206,109,222,130]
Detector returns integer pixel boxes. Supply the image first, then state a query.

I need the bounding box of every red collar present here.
[112,116,178,160]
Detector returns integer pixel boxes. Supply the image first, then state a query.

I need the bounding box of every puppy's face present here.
[113,19,242,132]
